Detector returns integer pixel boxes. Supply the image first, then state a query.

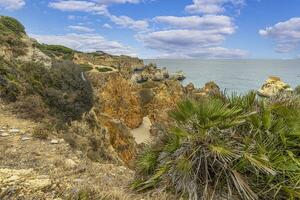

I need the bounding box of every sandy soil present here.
[131,117,152,144]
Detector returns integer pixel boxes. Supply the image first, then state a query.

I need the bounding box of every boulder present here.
[151,72,165,81]
[258,76,293,97]
[170,71,186,81]
[194,81,221,97]
[162,67,169,78]
[132,65,145,71]
[131,73,148,83]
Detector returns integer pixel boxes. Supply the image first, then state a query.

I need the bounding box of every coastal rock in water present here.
[258,76,293,97]
[170,71,186,81]
[194,81,221,97]
[185,83,195,94]
[151,72,165,81]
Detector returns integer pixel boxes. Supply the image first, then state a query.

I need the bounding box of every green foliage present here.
[0,57,93,122]
[79,64,93,71]
[37,43,76,60]
[96,67,113,72]
[0,16,25,35]
[0,16,27,56]
[134,92,300,200]
[295,85,300,95]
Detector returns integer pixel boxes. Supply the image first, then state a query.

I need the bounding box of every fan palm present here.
[133,92,300,200]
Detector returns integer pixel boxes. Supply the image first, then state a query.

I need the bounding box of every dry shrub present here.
[13,95,50,120]
[32,123,53,140]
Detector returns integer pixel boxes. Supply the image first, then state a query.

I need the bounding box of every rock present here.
[50,139,59,144]
[151,72,164,81]
[64,159,77,169]
[185,83,195,94]
[26,178,51,190]
[258,76,293,97]
[132,65,145,71]
[162,67,169,78]
[170,71,186,81]
[8,128,20,133]
[194,81,221,97]
[97,74,143,129]
[0,129,5,132]
[131,73,148,83]
[1,132,9,137]
[21,136,31,141]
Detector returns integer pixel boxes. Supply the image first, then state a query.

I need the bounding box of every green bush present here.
[37,43,75,60]
[295,85,300,95]
[0,16,27,56]
[0,16,25,35]
[0,57,94,122]
[134,92,300,200]
[96,67,113,73]
[80,64,93,71]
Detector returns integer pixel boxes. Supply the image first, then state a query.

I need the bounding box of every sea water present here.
[144,59,300,93]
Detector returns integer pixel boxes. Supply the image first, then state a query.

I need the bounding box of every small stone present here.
[21,136,31,141]
[50,139,59,144]
[64,159,77,169]
[26,178,51,190]
[8,129,20,134]
[0,129,5,132]
[0,133,9,137]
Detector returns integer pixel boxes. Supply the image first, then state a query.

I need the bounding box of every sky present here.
[0,0,300,59]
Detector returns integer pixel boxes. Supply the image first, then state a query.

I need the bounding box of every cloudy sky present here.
[1,0,300,59]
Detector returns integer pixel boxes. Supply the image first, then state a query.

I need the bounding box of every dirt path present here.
[0,104,168,200]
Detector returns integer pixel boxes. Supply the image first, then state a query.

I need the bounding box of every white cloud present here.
[185,0,244,14]
[109,15,148,31]
[259,17,300,53]
[49,0,148,31]
[154,47,248,59]
[153,15,234,31]
[136,29,247,58]
[0,0,25,10]
[31,33,137,56]
[137,13,246,58]
[68,25,94,32]
[49,0,108,15]
[67,15,88,20]
[103,23,112,29]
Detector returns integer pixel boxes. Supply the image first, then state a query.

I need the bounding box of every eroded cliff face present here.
[0,16,51,66]
[73,52,143,70]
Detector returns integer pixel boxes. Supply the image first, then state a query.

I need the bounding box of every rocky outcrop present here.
[258,76,293,97]
[131,64,185,83]
[73,52,144,70]
[0,16,51,66]
[97,74,143,129]
[98,113,137,166]
[170,70,186,81]
[185,81,221,98]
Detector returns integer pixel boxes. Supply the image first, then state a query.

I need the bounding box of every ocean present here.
[144,59,300,93]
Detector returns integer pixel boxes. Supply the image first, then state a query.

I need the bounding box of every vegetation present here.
[96,67,113,73]
[80,63,93,71]
[37,43,76,60]
[0,16,27,56]
[295,85,300,95]
[134,91,300,200]
[0,16,25,35]
[0,57,93,122]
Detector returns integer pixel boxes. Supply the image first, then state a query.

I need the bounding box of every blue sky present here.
[0,0,300,59]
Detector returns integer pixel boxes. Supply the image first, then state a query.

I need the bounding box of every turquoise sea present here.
[144,59,300,93]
